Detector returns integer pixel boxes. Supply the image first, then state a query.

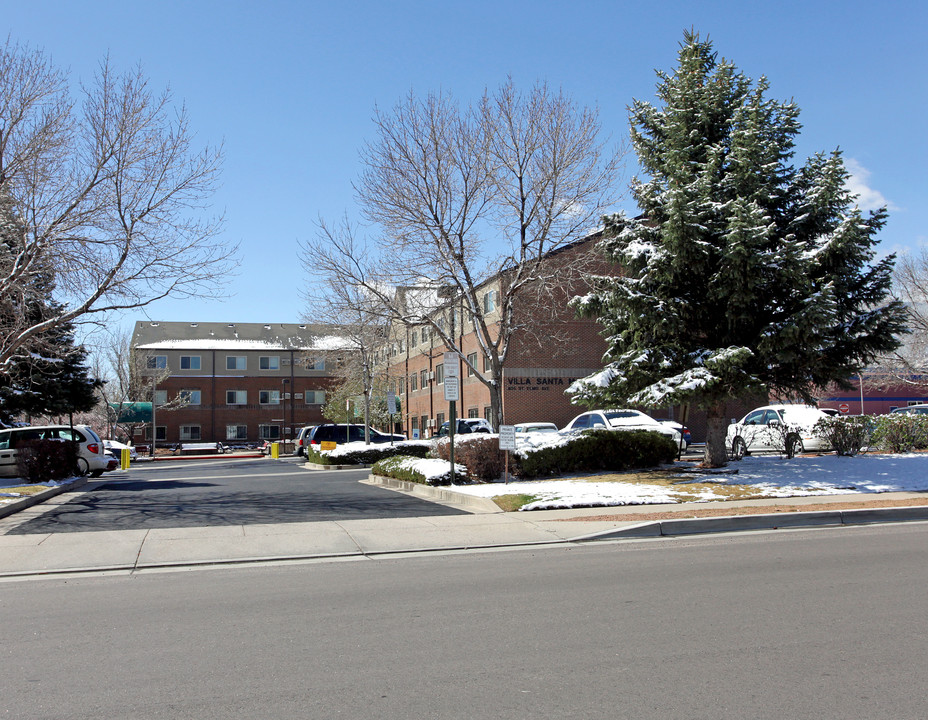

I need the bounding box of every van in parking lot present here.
[0,424,111,478]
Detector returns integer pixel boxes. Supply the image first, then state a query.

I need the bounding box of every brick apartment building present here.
[131,321,343,446]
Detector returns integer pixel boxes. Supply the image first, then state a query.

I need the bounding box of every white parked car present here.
[103,439,138,461]
[0,424,112,478]
[513,422,559,434]
[727,404,831,459]
[561,409,682,445]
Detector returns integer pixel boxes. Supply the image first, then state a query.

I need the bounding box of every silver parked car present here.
[561,409,682,445]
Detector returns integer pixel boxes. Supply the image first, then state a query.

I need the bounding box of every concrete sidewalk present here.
[2,476,927,578]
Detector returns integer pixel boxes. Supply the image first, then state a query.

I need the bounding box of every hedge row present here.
[305,443,432,466]
[16,440,79,483]
[371,455,458,485]
[512,429,677,478]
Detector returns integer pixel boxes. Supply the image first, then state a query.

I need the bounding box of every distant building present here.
[131,321,345,446]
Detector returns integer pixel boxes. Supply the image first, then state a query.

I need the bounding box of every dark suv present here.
[307,424,405,446]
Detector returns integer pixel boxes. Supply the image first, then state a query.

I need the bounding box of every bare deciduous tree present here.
[886,250,928,383]
[302,79,622,427]
[0,38,236,377]
[299,260,391,441]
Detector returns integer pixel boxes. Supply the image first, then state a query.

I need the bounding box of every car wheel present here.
[786,434,803,458]
[731,437,747,460]
[90,469,104,478]
[76,457,90,476]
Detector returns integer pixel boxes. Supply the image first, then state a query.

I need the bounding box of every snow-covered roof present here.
[131,321,351,352]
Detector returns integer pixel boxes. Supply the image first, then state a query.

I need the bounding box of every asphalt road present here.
[4,523,928,719]
[6,457,466,534]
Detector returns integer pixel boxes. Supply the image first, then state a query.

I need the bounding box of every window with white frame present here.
[226,390,247,405]
[180,425,201,441]
[483,290,497,314]
[153,390,167,406]
[259,356,279,370]
[226,425,248,440]
[312,357,325,370]
[420,369,428,388]
[259,425,280,440]
[435,364,444,385]
[466,352,477,377]
[226,355,247,370]
[146,355,167,370]
[180,355,201,370]
[259,390,280,405]
[305,390,326,405]
[179,389,201,405]
[409,372,418,392]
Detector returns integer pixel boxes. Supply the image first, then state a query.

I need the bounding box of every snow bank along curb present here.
[572,505,928,541]
[0,477,88,520]
[364,474,502,514]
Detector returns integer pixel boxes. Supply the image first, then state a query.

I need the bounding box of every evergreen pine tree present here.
[571,32,907,466]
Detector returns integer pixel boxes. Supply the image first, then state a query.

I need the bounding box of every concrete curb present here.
[0,477,88,520]
[571,506,928,541]
[364,474,502,513]
[305,461,373,471]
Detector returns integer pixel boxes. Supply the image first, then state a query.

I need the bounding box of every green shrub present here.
[434,436,504,481]
[15,439,79,483]
[372,455,460,485]
[870,414,928,452]
[512,429,677,479]
[306,443,431,466]
[813,416,872,456]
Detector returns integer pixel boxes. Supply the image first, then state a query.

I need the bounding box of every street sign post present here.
[499,425,516,484]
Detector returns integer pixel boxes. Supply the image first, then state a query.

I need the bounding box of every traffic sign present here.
[443,376,460,402]
[499,425,516,450]
[839,403,850,414]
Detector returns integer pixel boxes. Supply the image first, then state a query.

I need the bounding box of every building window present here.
[312,357,326,370]
[305,390,326,405]
[153,390,167,406]
[179,389,201,405]
[420,415,428,435]
[259,390,281,405]
[226,390,247,405]
[483,290,497,314]
[420,369,428,388]
[226,355,247,370]
[145,426,168,442]
[411,330,418,347]
[259,356,279,370]
[435,364,444,385]
[226,425,247,440]
[409,372,418,392]
[410,416,419,438]
[483,354,491,372]
[436,413,445,428]
[259,424,280,440]
[146,355,167,370]
[466,352,477,377]
[484,406,492,423]
[180,425,201,441]
[180,355,201,370]
[468,407,479,419]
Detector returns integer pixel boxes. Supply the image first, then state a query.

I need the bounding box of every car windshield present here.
[779,407,822,424]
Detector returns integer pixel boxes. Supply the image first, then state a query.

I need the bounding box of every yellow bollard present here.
[271,442,280,459]
[121,447,131,470]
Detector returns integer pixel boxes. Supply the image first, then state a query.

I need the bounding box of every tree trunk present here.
[703,402,730,467]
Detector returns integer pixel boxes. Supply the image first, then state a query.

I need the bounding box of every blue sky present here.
[5,0,926,335]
